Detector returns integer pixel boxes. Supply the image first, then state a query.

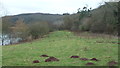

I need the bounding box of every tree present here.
[63,15,74,30]
[0,2,10,45]
[90,2,118,34]
[12,19,30,40]
[77,8,81,13]
[2,16,13,34]
[1,17,13,45]
[29,22,49,39]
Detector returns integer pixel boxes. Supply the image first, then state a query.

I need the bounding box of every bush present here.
[29,22,49,39]
[63,15,74,30]
[12,19,30,40]
[79,18,92,31]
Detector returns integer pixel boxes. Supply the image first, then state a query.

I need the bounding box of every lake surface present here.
[0,34,21,45]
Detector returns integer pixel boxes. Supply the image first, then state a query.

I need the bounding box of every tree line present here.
[62,2,118,34]
[1,2,119,45]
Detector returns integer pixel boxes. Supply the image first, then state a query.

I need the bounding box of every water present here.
[0,34,21,45]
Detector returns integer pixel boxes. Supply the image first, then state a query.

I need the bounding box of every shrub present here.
[29,22,49,39]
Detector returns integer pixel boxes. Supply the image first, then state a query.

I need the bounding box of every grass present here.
[0,46,2,66]
[2,31,118,66]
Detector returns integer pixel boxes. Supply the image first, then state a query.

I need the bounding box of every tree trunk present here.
[2,34,4,45]
[2,39,4,45]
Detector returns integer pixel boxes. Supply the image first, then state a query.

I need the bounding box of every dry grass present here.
[74,31,118,39]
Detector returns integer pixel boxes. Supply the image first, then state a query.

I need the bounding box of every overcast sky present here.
[0,0,112,16]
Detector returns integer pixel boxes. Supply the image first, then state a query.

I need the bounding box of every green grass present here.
[2,31,118,66]
[0,46,2,67]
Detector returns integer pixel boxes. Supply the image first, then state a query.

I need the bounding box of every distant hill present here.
[2,13,65,25]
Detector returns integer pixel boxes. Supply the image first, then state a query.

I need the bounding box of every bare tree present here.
[11,19,30,41]
[0,2,9,45]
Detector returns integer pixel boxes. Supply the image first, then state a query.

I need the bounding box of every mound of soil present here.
[90,58,99,61]
[40,55,49,57]
[33,60,40,63]
[108,61,118,66]
[70,56,79,58]
[45,57,59,62]
[86,62,95,65]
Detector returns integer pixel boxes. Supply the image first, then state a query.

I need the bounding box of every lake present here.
[0,34,21,45]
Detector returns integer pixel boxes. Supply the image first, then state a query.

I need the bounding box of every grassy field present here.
[2,31,118,66]
[0,46,2,66]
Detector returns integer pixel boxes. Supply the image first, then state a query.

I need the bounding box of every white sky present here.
[0,0,111,16]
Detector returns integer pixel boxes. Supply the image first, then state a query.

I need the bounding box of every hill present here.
[2,31,118,66]
[2,13,64,24]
